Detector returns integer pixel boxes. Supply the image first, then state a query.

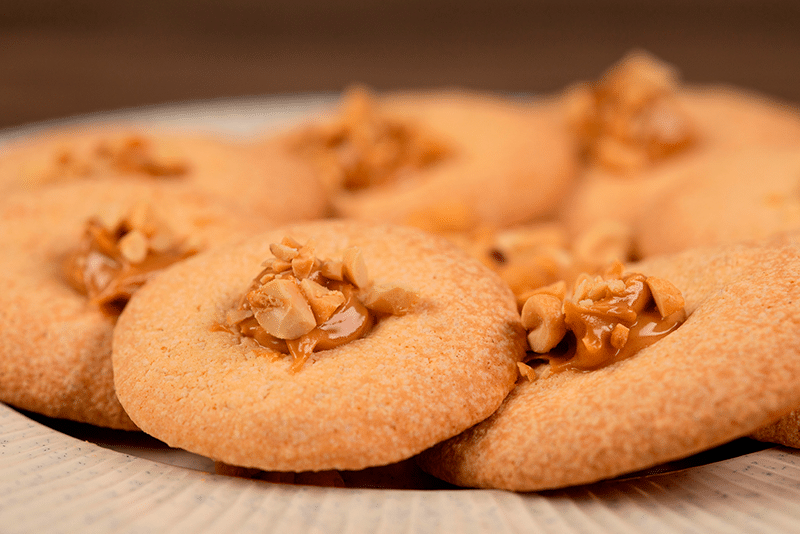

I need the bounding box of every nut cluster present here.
[520,261,685,375]
[43,135,188,183]
[229,236,418,353]
[566,51,696,171]
[292,87,452,191]
[63,202,196,313]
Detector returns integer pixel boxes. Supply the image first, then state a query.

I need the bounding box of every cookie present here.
[635,148,800,256]
[0,180,261,429]
[277,87,577,232]
[560,51,800,237]
[0,125,327,223]
[417,237,800,491]
[112,221,526,471]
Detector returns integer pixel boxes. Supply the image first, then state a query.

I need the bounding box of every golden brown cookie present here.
[276,88,577,232]
[560,52,800,238]
[0,180,261,429]
[635,149,800,257]
[112,221,526,471]
[0,125,327,223]
[417,237,800,491]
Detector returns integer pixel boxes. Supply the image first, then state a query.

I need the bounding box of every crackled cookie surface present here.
[281,88,577,232]
[112,221,526,472]
[0,180,258,429]
[0,125,327,223]
[418,238,800,491]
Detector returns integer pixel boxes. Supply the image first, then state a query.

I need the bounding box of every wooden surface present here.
[2,0,799,130]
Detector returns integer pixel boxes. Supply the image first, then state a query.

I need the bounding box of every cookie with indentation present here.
[0,180,261,429]
[417,237,800,491]
[112,221,526,471]
[274,87,577,232]
[0,125,327,223]
[560,51,800,238]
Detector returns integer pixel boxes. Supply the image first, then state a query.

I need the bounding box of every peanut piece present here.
[342,247,369,288]
[610,323,630,350]
[646,276,685,318]
[270,243,299,262]
[521,293,567,353]
[299,278,345,323]
[360,284,419,315]
[249,279,316,339]
[118,229,148,264]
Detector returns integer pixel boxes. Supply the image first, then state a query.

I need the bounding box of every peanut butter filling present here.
[63,203,196,315]
[566,51,696,172]
[292,87,452,191]
[519,261,685,377]
[223,237,418,371]
[40,135,188,184]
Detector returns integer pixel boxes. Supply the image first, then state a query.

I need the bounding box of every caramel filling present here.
[292,87,452,191]
[521,264,685,375]
[224,237,417,371]
[43,135,188,184]
[567,52,696,172]
[63,208,195,315]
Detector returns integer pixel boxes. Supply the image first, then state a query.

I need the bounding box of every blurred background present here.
[2,0,799,130]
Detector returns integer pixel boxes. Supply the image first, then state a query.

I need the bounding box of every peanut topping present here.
[520,261,685,377]
[39,135,188,184]
[63,203,196,315]
[225,237,419,371]
[566,51,696,172]
[292,87,452,191]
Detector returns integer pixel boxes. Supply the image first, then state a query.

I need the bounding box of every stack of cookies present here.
[3,50,800,492]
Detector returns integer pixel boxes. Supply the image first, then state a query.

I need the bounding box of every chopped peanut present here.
[359,284,419,315]
[646,276,685,318]
[521,293,567,353]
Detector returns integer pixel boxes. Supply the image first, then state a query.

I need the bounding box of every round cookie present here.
[112,221,526,471]
[635,148,800,257]
[274,88,577,232]
[560,54,800,237]
[0,180,261,429]
[417,237,800,491]
[0,125,327,223]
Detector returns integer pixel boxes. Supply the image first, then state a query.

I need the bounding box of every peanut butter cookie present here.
[0,180,260,429]
[418,237,800,490]
[278,87,577,232]
[560,51,800,237]
[112,221,526,471]
[0,125,327,223]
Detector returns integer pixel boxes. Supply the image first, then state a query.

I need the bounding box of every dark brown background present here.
[2,0,799,130]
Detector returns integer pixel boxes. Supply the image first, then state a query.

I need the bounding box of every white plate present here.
[2,95,800,534]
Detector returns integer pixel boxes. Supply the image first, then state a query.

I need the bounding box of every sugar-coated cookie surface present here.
[417,238,800,491]
[0,180,260,429]
[0,125,327,223]
[112,221,526,472]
